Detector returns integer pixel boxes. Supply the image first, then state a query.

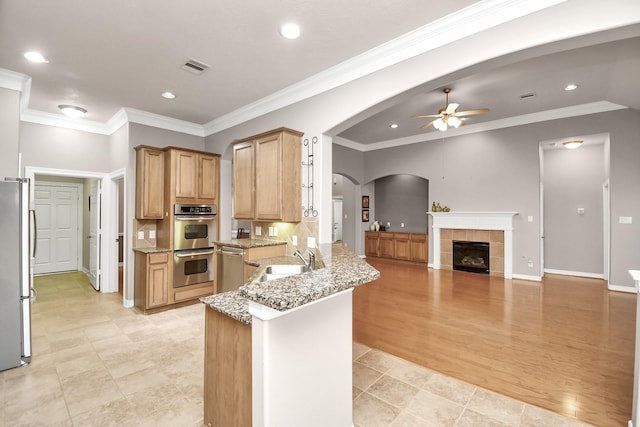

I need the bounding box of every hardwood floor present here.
[353,258,636,427]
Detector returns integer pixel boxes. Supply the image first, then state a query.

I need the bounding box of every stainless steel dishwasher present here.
[216,246,245,293]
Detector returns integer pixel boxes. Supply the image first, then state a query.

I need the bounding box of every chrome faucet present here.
[293,249,315,271]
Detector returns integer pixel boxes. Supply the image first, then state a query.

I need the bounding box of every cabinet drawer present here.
[148,252,169,265]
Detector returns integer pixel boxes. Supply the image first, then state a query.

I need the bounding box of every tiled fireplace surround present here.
[429,212,517,279]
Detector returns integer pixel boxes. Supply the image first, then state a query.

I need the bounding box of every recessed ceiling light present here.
[58,105,87,119]
[562,139,583,149]
[564,84,578,91]
[24,51,48,63]
[390,124,399,129]
[161,91,176,99]
[279,23,301,40]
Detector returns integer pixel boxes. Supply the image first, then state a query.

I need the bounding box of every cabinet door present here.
[135,148,164,219]
[198,154,218,201]
[394,233,411,260]
[409,234,428,263]
[365,232,379,257]
[254,133,282,220]
[147,253,169,308]
[379,233,395,258]
[175,151,198,199]
[233,142,255,219]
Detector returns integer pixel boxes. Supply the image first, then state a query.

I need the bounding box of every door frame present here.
[25,166,121,295]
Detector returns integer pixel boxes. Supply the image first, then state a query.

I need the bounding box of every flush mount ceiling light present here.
[58,105,87,119]
[562,139,583,149]
[279,23,301,39]
[24,51,48,63]
[390,123,398,129]
[161,91,176,99]
[564,84,579,91]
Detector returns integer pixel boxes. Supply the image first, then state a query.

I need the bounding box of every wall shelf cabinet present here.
[232,127,303,222]
[365,231,428,263]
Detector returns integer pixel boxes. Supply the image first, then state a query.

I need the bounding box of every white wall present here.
[0,88,20,178]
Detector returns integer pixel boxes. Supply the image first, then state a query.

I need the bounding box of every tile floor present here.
[0,272,591,426]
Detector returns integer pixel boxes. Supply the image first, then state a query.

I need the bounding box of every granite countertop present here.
[201,243,380,325]
[133,247,172,254]
[214,238,287,249]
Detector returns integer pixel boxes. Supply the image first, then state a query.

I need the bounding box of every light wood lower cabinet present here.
[134,251,170,312]
[204,306,251,426]
[365,231,428,263]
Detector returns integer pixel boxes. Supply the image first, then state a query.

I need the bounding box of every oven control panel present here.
[174,204,217,215]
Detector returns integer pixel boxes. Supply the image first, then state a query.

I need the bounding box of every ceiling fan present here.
[413,88,489,131]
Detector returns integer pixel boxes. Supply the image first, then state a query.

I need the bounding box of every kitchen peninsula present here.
[201,243,379,426]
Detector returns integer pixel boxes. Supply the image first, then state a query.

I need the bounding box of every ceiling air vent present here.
[181,58,210,75]
[520,92,536,100]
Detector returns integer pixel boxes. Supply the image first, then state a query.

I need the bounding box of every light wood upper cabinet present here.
[171,149,219,203]
[135,146,164,219]
[232,128,303,222]
[232,141,255,220]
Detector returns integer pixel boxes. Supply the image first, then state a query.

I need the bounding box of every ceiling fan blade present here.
[412,114,441,118]
[421,119,439,129]
[445,103,459,115]
[455,108,490,117]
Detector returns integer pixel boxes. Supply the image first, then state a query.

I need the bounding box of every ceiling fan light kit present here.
[413,87,489,132]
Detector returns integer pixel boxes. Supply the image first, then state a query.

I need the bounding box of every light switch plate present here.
[307,237,316,248]
[619,216,633,224]
[149,230,156,239]
[273,227,278,237]
[292,235,298,246]
[255,226,262,236]
[137,231,145,240]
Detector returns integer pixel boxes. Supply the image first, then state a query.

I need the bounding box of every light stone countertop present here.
[200,243,380,325]
[132,247,172,254]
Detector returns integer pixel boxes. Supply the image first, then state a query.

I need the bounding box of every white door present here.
[34,184,80,274]
[332,199,343,242]
[89,180,101,290]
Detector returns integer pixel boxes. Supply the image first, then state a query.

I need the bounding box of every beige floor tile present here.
[135,396,203,427]
[386,357,434,389]
[353,361,384,390]
[456,408,513,426]
[3,369,62,407]
[127,383,183,416]
[424,371,476,406]
[356,348,401,373]
[55,351,105,379]
[3,389,71,427]
[70,397,138,427]
[114,366,173,397]
[353,392,401,427]
[353,342,371,360]
[390,411,431,427]
[367,375,419,409]
[466,388,525,425]
[405,389,465,426]
[83,321,124,342]
[61,366,125,417]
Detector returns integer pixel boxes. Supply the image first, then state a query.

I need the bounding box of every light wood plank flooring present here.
[353,258,636,427]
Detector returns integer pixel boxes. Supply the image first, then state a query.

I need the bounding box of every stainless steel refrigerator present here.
[0,178,35,371]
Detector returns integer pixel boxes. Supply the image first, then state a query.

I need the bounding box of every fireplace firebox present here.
[453,241,490,274]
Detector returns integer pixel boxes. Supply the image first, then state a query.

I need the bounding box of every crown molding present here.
[333,101,628,152]
[202,0,567,136]
[3,0,568,138]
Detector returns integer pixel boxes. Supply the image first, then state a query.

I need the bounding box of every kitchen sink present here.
[265,264,307,275]
[259,264,308,282]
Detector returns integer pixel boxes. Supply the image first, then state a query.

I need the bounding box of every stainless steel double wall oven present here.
[173,204,216,288]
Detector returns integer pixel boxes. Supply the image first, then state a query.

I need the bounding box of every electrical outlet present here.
[307,237,316,248]
[620,216,633,224]
[292,235,298,246]
[400,222,405,228]
[273,227,278,237]
[149,230,156,239]
[527,259,534,268]
[255,226,262,236]
[268,227,273,236]
[527,216,533,222]
[577,208,585,215]
[137,231,145,240]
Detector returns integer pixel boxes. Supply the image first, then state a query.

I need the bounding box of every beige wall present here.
[0,88,20,178]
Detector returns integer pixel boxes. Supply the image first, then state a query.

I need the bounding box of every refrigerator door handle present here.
[30,209,37,257]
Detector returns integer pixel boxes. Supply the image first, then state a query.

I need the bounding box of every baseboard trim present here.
[608,284,636,294]
[544,269,604,279]
[512,273,542,282]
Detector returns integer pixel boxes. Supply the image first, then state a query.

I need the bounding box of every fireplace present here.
[453,241,490,274]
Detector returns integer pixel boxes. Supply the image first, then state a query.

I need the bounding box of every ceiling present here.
[1,1,639,147]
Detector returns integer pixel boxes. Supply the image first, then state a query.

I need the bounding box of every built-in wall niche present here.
[374,174,429,233]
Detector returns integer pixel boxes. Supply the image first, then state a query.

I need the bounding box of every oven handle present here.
[175,249,215,258]
[175,215,217,221]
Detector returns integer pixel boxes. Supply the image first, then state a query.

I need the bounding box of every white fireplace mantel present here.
[428,212,518,279]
